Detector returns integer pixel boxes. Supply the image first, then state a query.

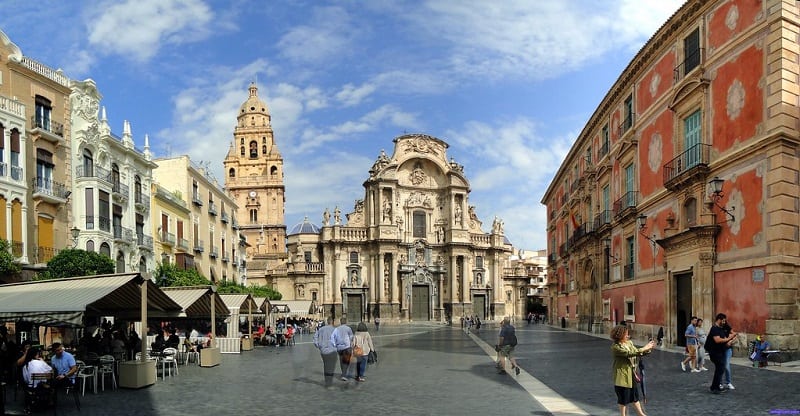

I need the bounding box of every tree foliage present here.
[0,239,21,277]
[37,249,115,280]
[154,262,211,287]
[216,280,282,299]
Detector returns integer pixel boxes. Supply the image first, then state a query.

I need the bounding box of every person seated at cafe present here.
[285,325,295,345]
[166,328,180,349]
[151,330,166,352]
[111,331,127,358]
[22,347,52,388]
[49,343,77,388]
[127,330,141,360]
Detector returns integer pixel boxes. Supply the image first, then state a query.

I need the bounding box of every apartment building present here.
[0,29,72,273]
[153,156,240,283]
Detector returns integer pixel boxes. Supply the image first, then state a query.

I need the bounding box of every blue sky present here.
[1,0,684,250]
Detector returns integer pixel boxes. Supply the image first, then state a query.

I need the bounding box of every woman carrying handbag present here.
[352,322,375,382]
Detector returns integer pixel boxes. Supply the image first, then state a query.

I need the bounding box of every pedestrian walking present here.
[374,316,380,332]
[721,319,737,389]
[332,317,355,381]
[695,318,709,371]
[610,324,654,416]
[496,318,520,375]
[680,316,700,372]
[706,313,738,394]
[352,322,375,382]
[313,317,338,388]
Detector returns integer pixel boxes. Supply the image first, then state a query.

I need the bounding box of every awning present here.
[271,300,314,315]
[161,286,230,317]
[252,297,271,314]
[219,294,258,312]
[0,273,182,327]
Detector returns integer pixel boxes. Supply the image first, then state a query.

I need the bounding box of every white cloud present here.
[86,0,216,62]
[277,6,359,65]
[335,83,377,107]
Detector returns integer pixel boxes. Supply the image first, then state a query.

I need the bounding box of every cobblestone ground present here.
[3,322,799,415]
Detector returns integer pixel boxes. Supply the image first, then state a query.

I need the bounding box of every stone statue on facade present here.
[454,204,463,226]
[334,206,341,225]
[323,208,330,226]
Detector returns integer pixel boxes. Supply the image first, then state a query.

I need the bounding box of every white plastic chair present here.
[160,348,179,379]
[97,355,117,391]
[75,360,96,396]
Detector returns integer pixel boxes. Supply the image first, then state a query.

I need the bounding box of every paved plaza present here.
[3,322,799,415]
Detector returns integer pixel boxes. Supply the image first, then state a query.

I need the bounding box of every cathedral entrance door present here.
[347,294,363,323]
[472,295,486,320]
[411,285,430,320]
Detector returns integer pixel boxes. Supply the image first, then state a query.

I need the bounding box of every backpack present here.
[506,332,518,347]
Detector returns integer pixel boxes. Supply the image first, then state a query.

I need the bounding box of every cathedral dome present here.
[289,216,320,235]
[238,82,270,118]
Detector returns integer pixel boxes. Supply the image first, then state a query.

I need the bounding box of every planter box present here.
[119,360,156,389]
[200,347,221,367]
[241,337,253,351]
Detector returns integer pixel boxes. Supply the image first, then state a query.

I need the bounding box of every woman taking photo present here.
[610,325,655,416]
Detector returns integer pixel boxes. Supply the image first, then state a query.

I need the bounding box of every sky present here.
[1,0,685,251]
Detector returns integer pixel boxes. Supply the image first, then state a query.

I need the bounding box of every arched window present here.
[83,149,94,177]
[228,168,235,177]
[86,240,95,252]
[249,141,258,158]
[116,251,126,273]
[240,146,245,156]
[262,145,267,154]
[139,256,147,273]
[100,242,111,258]
[134,175,142,203]
[270,166,278,176]
[349,251,359,264]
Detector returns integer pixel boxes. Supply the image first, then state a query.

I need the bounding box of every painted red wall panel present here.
[636,53,676,115]
[714,168,762,251]
[708,0,763,51]
[714,267,768,334]
[639,111,676,197]
[606,280,665,325]
[711,45,764,152]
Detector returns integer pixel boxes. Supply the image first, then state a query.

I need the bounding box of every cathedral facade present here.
[287,134,512,322]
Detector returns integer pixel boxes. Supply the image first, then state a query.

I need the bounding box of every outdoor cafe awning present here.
[219,294,258,312]
[0,273,182,327]
[252,297,271,314]
[161,286,230,318]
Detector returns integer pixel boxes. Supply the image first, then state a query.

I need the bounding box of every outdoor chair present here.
[75,360,96,395]
[160,348,179,379]
[24,373,55,415]
[97,355,117,391]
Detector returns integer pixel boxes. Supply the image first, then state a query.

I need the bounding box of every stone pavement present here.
[3,322,799,415]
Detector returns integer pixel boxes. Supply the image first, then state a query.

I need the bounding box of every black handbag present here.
[367,350,378,364]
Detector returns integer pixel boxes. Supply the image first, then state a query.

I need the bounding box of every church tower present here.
[224,83,287,280]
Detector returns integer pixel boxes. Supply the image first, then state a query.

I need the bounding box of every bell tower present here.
[224,82,287,268]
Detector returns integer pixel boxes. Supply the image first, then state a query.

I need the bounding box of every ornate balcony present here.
[663,144,711,191]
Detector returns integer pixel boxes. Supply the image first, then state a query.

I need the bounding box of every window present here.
[249,141,258,158]
[625,236,635,280]
[99,191,110,232]
[349,251,359,264]
[304,251,312,262]
[684,110,702,167]
[412,210,426,238]
[475,256,483,268]
[99,242,111,258]
[116,252,125,273]
[35,149,54,192]
[229,168,235,177]
[623,94,634,131]
[34,95,52,131]
[600,124,609,156]
[249,209,257,223]
[624,297,636,322]
[506,291,512,302]
[113,204,122,238]
[602,299,611,320]
[585,147,591,165]
[684,28,700,75]
[111,164,121,192]
[10,129,20,180]
[624,164,635,208]
[240,146,245,156]
[82,149,93,177]
[134,175,142,203]
[136,213,144,245]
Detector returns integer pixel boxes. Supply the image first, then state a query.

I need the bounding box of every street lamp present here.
[70,226,80,248]
[708,176,735,222]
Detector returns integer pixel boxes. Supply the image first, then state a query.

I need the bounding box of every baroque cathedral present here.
[225,84,512,322]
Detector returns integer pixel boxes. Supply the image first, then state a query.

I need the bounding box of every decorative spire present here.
[143,133,152,161]
[101,106,107,121]
[122,120,134,149]
[249,82,258,97]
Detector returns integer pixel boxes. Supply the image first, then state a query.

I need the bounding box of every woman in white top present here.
[352,322,375,382]
[22,347,53,387]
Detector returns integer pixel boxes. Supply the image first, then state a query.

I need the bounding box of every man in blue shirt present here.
[50,342,77,387]
[331,318,354,381]
[681,317,699,372]
[313,317,338,388]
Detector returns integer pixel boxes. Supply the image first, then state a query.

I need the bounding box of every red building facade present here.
[542,0,798,356]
